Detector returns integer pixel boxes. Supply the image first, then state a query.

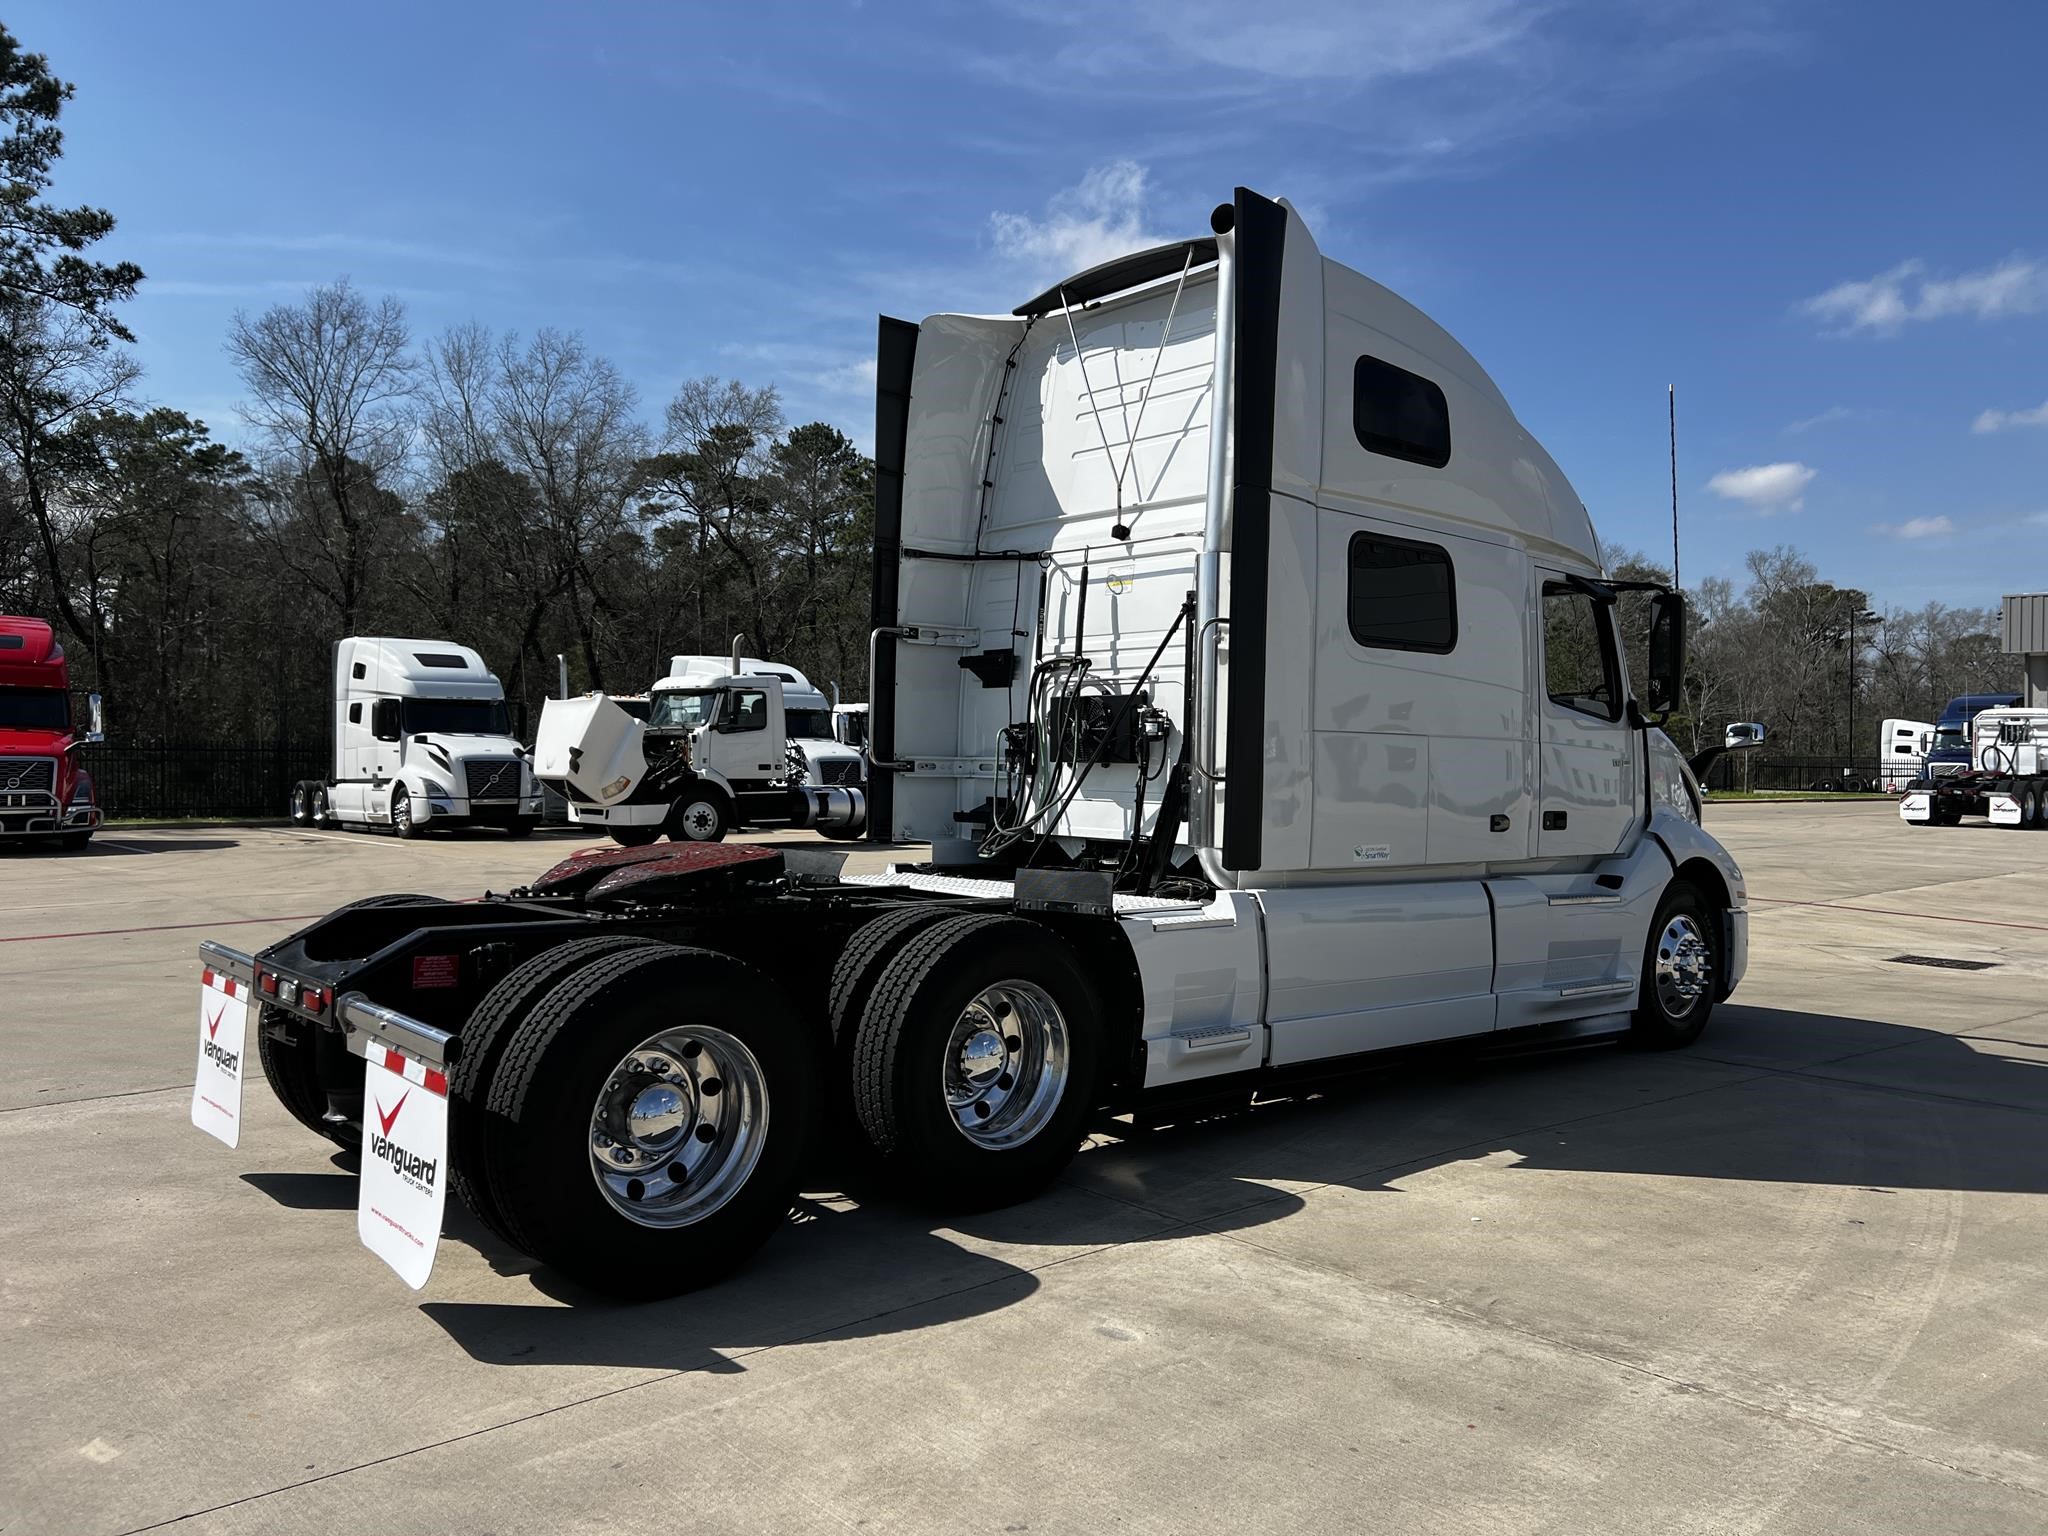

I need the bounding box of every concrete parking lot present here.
[3,805,2045,1534]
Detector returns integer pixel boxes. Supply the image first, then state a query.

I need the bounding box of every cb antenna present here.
[1668,383,1680,591]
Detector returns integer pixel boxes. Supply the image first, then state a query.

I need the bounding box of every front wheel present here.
[668,792,729,843]
[480,945,822,1298]
[607,824,662,848]
[58,829,92,851]
[289,781,312,825]
[851,913,1101,1210]
[1629,884,1718,1050]
[391,787,423,840]
[507,817,539,839]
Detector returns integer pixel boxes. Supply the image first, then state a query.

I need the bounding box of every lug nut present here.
[617,1149,636,1163]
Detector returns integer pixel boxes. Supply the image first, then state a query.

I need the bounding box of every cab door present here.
[1535,574,1637,858]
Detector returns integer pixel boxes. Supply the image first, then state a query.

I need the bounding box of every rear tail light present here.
[259,971,279,996]
[300,985,328,1014]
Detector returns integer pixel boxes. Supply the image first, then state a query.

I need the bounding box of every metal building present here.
[2004,592,2048,705]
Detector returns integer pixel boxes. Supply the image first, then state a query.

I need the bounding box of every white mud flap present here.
[1988,794,2021,826]
[357,1042,451,1290]
[191,965,251,1148]
[1898,792,1931,823]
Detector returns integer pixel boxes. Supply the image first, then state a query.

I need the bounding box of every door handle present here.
[1542,810,1568,830]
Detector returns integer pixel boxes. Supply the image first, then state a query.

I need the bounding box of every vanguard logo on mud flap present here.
[202,1037,240,1075]
[366,1094,438,1192]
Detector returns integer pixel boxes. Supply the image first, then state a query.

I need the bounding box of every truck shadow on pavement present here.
[393,1001,2045,1370]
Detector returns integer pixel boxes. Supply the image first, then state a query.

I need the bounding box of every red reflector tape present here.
[367,1042,449,1097]
[412,954,459,989]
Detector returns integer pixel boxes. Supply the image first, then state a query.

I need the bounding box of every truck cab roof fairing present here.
[1012,238,1220,319]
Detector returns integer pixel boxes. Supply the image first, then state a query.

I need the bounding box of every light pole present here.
[1847,607,1881,784]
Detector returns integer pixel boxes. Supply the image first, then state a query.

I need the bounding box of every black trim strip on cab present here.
[868,316,919,842]
[1221,188,1286,871]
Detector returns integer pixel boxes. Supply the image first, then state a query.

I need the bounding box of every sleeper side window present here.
[1543,584,1621,721]
[1353,355,1450,468]
[348,703,363,725]
[1346,532,1457,653]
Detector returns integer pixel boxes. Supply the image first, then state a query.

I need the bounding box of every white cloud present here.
[1784,405,1854,434]
[1972,399,2048,434]
[1705,461,1815,513]
[989,161,1165,282]
[1876,516,1956,540]
[1799,256,2048,336]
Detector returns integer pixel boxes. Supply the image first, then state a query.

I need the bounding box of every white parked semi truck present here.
[289,637,542,838]
[1899,706,2048,827]
[664,652,864,789]
[192,189,1753,1299]
[532,655,868,845]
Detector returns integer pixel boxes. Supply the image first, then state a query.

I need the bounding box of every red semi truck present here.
[0,616,105,850]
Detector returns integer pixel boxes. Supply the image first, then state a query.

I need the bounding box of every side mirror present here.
[85,692,105,744]
[1644,592,1687,721]
[370,698,401,742]
[1724,722,1766,751]
[514,701,530,741]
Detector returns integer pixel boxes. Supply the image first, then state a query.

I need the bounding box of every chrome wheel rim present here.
[392,791,411,832]
[941,979,1069,1150]
[677,799,721,841]
[290,786,307,821]
[1654,913,1712,1018]
[588,1025,767,1228]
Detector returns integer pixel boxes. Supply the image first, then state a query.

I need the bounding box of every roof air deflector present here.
[1013,237,1219,318]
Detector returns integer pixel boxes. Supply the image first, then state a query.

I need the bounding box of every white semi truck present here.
[1899,706,2048,827]
[194,188,1753,1299]
[664,652,865,789]
[532,656,868,845]
[288,637,542,838]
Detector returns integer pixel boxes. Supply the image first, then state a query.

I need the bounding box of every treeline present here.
[0,24,2018,762]
[0,272,873,743]
[1608,546,2017,761]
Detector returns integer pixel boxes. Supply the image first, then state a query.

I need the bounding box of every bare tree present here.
[0,298,138,695]
[486,329,647,689]
[645,377,783,653]
[226,279,413,630]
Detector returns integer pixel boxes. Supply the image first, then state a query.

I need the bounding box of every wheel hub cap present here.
[941,981,1070,1151]
[1654,914,1713,1018]
[588,1030,768,1228]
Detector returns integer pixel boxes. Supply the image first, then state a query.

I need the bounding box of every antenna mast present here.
[1668,384,1680,591]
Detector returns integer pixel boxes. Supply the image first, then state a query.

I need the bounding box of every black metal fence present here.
[1701,756,1891,793]
[87,743,328,820]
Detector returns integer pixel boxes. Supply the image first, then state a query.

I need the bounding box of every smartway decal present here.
[356,1051,449,1290]
[190,970,249,1149]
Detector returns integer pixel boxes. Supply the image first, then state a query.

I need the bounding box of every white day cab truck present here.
[289,637,543,839]
[1899,707,2048,828]
[190,188,1757,1298]
[532,647,867,845]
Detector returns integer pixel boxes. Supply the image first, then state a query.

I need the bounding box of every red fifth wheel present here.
[851,913,1104,1209]
[478,944,823,1299]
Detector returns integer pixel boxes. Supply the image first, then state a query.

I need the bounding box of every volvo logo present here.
[1,770,24,791]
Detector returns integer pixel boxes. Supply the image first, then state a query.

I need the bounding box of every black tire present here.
[257,893,435,1150]
[481,945,822,1298]
[391,786,423,839]
[608,824,662,848]
[851,913,1101,1210]
[667,789,730,843]
[449,934,665,1247]
[257,1008,344,1144]
[1628,883,1719,1050]
[289,781,312,825]
[827,906,954,1043]
[507,817,539,839]
[58,830,92,851]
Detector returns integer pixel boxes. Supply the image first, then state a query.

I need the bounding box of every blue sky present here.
[18,0,2048,611]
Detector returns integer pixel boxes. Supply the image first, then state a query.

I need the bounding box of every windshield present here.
[649,690,720,730]
[0,686,70,731]
[786,708,833,740]
[401,697,509,736]
[1932,725,1967,754]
